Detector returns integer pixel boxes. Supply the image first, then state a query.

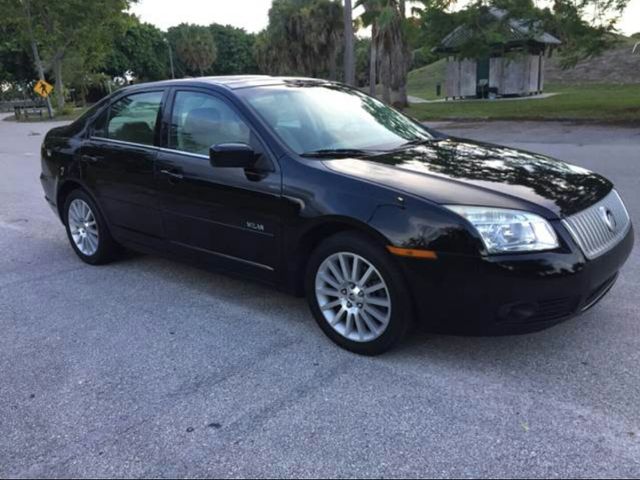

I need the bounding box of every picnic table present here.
[13,103,45,120]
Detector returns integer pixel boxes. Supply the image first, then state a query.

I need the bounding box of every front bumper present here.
[399,224,634,335]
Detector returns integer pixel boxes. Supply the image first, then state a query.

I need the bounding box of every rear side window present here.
[169,91,251,156]
[93,91,163,146]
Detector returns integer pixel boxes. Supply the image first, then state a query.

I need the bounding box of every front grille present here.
[562,190,631,260]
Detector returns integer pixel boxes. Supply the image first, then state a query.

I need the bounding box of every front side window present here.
[238,84,433,155]
[94,91,163,146]
[170,91,251,156]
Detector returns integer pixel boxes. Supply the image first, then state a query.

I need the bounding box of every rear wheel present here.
[63,189,117,265]
[305,232,412,355]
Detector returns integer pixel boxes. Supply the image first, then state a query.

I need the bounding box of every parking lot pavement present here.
[1,115,639,478]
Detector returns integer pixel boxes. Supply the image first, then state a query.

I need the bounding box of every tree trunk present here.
[53,58,65,110]
[343,0,355,85]
[379,41,391,105]
[369,27,377,97]
[23,0,53,118]
[329,48,338,81]
[389,11,409,109]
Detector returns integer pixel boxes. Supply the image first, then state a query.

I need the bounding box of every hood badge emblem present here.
[600,206,617,232]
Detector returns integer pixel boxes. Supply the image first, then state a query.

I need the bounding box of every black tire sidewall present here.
[305,232,412,355]
[63,190,114,265]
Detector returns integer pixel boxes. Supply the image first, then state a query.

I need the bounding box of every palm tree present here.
[344,0,356,85]
[174,25,217,76]
[256,0,344,79]
[306,0,344,79]
[357,0,410,107]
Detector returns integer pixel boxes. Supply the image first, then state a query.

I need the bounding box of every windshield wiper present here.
[300,148,380,158]
[397,138,435,149]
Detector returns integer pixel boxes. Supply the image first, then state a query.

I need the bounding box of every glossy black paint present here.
[325,139,613,218]
[40,76,633,334]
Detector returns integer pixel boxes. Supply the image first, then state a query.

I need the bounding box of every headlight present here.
[445,206,559,254]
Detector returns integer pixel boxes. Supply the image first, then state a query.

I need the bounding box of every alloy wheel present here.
[68,198,99,256]
[315,252,392,343]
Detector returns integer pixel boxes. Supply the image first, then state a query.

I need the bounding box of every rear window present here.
[93,91,163,146]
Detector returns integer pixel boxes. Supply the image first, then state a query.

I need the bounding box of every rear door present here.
[80,90,166,243]
[156,88,284,280]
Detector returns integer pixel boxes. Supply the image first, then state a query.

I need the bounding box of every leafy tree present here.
[2,0,133,110]
[0,18,33,85]
[541,0,628,68]
[2,0,135,109]
[106,16,169,81]
[412,0,459,56]
[208,24,257,75]
[172,24,217,76]
[414,0,631,69]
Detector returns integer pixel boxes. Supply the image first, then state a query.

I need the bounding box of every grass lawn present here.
[405,57,640,122]
[406,59,447,101]
[405,81,640,123]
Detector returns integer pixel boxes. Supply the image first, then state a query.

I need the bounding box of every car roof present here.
[120,75,333,93]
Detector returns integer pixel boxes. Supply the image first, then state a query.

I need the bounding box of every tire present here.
[305,232,412,355]
[63,189,117,265]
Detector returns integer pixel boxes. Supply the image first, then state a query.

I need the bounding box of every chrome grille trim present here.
[562,190,631,260]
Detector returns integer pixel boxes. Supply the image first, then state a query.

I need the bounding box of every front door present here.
[476,56,491,97]
[156,89,283,280]
[80,90,165,242]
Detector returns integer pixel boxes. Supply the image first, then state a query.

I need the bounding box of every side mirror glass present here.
[209,143,259,168]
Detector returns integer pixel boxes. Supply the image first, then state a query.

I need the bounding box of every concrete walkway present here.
[409,92,560,104]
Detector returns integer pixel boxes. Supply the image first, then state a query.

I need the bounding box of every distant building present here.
[435,8,561,99]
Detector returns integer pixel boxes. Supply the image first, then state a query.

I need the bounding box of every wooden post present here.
[538,52,543,94]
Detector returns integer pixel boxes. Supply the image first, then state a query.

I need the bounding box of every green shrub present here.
[55,105,75,117]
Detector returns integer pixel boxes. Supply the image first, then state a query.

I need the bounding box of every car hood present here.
[323,138,612,218]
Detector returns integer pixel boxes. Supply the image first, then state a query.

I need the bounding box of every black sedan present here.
[40,76,634,355]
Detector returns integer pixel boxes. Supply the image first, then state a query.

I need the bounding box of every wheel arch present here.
[56,179,109,230]
[285,216,392,296]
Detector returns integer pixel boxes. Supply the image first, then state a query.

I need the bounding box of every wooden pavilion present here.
[435,8,561,99]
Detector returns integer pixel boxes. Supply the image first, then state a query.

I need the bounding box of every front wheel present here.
[305,232,412,355]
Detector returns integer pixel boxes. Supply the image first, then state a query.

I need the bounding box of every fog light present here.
[498,302,537,322]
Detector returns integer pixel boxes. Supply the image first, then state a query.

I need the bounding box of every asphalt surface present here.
[1,115,639,478]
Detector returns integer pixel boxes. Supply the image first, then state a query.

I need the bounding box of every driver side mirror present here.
[209,143,260,169]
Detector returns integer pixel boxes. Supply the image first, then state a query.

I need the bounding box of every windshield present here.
[238,83,433,156]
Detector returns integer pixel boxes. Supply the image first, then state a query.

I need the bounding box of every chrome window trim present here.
[87,139,266,164]
[89,136,160,150]
[158,147,209,160]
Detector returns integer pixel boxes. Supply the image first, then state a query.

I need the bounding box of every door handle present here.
[80,154,102,164]
[160,169,184,181]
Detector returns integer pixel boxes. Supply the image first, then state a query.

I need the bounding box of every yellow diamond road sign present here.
[34,79,54,98]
